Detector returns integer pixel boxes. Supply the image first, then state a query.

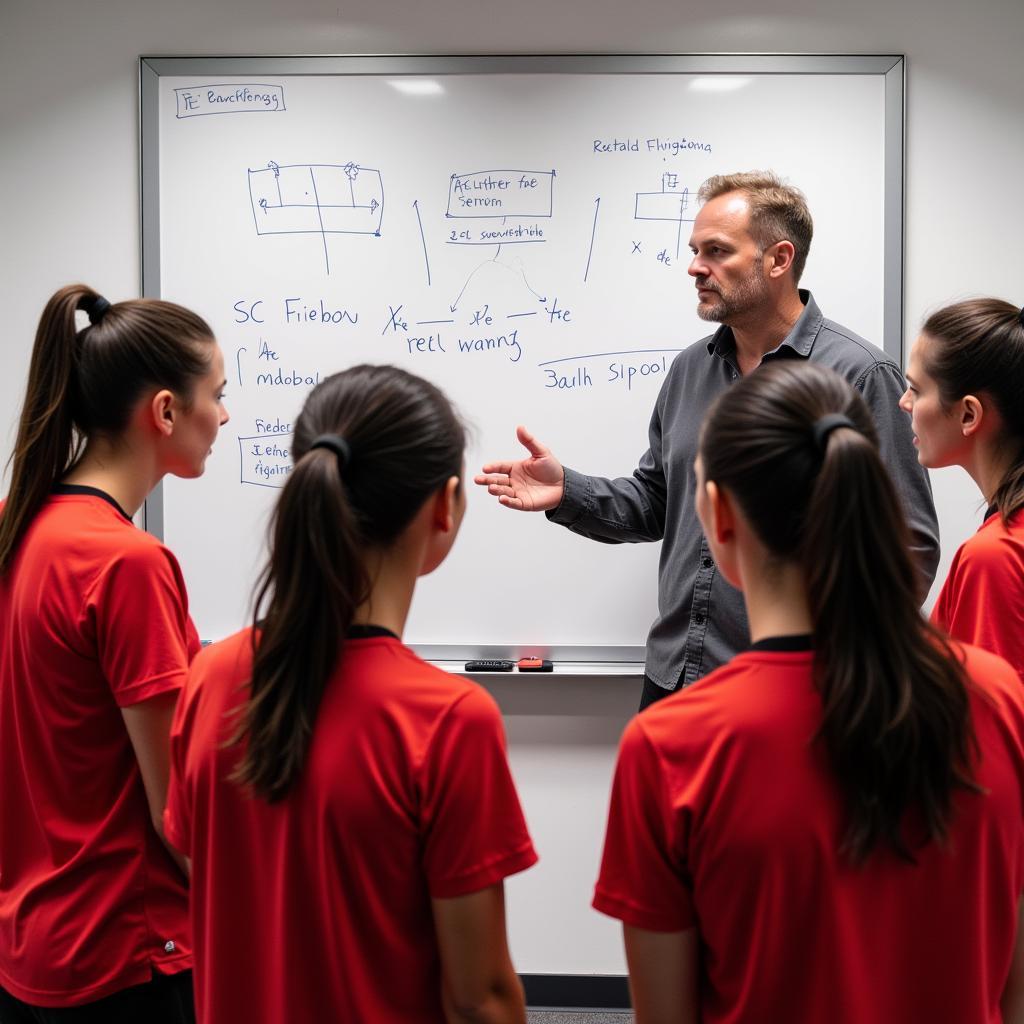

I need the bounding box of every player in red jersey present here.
[901,298,1024,678]
[595,360,1024,1023]
[165,365,536,1024]
[0,285,229,1021]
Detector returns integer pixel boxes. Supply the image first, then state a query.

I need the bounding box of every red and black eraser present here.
[517,657,554,672]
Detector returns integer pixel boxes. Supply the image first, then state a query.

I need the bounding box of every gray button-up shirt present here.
[547,291,940,691]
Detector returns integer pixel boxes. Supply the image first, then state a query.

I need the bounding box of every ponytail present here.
[700,361,977,863]
[923,298,1024,523]
[0,284,214,573]
[231,365,465,802]
[231,449,365,802]
[0,286,91,572]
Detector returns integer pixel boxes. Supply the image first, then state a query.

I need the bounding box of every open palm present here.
[474,425,565,512]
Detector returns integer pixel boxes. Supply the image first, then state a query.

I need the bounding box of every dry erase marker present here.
[517,657,553,672]
[464,659,515,672]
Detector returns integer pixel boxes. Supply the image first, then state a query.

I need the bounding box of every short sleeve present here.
[933,529,1024,677]
[91,543,193,707]
[593,718,695,932]
[419,686,537,899]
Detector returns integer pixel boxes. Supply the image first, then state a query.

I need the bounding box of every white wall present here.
[4,0,1023,589]
[3,0,1023,975]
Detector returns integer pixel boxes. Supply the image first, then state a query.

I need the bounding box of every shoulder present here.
[960,642,1024,721]
[352,641,504,734]
[177,628,254,729]
[808,313,902,389]
[93,528,187,593]
[953,514,1024,575]
[640,654,809,751]
[412,658,504,730]
[189,628,253,688]
[638,651,815,765]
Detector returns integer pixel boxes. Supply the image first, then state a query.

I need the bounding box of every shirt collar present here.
[706,289,823,362]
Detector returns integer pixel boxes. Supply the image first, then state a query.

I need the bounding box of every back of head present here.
[698,170,814,282]
[0,284,213,573]
[234,364,466,802]
[922,297,1024,521]
[699,361,976,862]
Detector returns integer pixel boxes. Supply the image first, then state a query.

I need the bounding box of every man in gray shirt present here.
[475,171,939,709]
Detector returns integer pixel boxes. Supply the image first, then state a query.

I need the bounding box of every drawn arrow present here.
[413,200,431,287]
[449,254,546,312]
[519,263,546,304]
[584,197,601,283]
[449,260,493,312]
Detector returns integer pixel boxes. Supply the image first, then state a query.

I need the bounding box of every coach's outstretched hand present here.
[474,426,565,512]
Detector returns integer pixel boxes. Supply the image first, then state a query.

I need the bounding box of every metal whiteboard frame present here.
[139,53,905,664]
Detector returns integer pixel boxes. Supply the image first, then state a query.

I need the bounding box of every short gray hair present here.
[698,171,813,283]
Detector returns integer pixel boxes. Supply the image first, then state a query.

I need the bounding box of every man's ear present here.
[959,394,984,438]
[149,389,177,438]
[765,239,796,279]
[433,476,461,533]
[707,479,736,545]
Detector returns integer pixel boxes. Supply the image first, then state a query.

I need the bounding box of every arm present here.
[859,362,940,594]
[624,925,699,1024]
[121,692,189,877]
[432,883,526,1024]
[476,379,670,545]
[1002,898,1024,1023]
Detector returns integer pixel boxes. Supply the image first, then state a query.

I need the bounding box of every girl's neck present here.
[964,439,1020,509]
[62,438,162,519]
[739,555,814,645]
[351,544,420,639]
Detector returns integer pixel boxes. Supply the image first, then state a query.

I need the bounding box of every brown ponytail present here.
[231,365,466,802]
[922,298,1024,523]
[0,285,213,573]
[700,361,978,863]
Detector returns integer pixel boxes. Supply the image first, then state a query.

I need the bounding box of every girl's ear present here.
[959,394,984,438]
[433,476,461,534]
[707,479,736,545]
[149,389,177,437]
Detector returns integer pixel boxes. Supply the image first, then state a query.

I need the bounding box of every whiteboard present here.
[141,55,904,657]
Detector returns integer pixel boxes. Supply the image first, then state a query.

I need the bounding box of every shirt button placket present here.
[681,540,716,688]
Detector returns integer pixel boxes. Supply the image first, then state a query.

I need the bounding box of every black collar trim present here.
[346,624,400,641]
[53,484,131,522]
[749,634,813,653]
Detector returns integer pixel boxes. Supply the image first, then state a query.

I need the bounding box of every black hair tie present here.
[812,413,857,453]
[85,295,111,326]
[309,434,352,471]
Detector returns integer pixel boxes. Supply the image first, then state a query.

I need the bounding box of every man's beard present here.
[695,265,770,323]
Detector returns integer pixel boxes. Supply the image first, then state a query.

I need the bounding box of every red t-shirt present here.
[594,643,1024,1024]
[165,628,537,1024]
[0,491,197,1007]
[932,508,1024,679]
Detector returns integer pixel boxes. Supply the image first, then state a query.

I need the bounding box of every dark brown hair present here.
[698,170,814,283]
[0,284,214,573]
[699,361,978,863]
[922,298,1024,523]
[231,365,466,802]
